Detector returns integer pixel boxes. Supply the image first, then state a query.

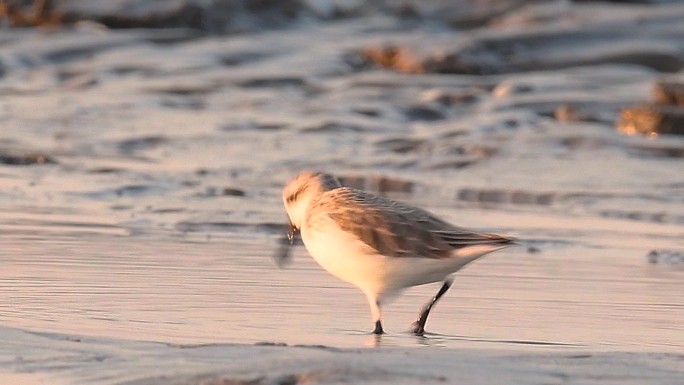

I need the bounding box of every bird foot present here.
[410,321,425,336]
[372,320,385,335]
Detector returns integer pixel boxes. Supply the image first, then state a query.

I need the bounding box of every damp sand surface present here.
[2,1,684,384]
[2,180,683,385]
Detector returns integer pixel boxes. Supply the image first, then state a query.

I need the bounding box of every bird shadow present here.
[358,330,582,349]
[411,332,583,348]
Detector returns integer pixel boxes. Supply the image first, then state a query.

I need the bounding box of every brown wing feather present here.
[313,188,513,259]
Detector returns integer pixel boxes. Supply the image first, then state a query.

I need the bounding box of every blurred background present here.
[0,0,683,349]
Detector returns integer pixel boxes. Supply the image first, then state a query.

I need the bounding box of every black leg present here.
[373,320,384,335]
[411,279,453,335]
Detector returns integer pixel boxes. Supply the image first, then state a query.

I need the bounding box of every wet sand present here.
[1,0,684,383]
[1,222,683,350]
[2,207,682,384]
[2,326,684,385]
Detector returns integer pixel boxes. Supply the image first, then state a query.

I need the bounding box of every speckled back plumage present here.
[308,187,513,259]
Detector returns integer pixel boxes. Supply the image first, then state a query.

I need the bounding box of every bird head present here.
[282,171,341,238]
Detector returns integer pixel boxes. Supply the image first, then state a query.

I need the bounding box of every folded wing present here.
[317,188,514,259]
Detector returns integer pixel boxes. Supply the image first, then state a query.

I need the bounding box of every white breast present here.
[301,221,387,296]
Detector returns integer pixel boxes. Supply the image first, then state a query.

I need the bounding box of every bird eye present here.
[287,192,298,203]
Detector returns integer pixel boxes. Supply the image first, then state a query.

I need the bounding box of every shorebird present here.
[280,171,515,335]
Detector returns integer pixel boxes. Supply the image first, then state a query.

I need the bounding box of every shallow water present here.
[1,201,682,352]
[1,6,684,356]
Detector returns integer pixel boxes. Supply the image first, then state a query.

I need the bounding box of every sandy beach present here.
[1,0,683,383]
[2,326,684,385]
